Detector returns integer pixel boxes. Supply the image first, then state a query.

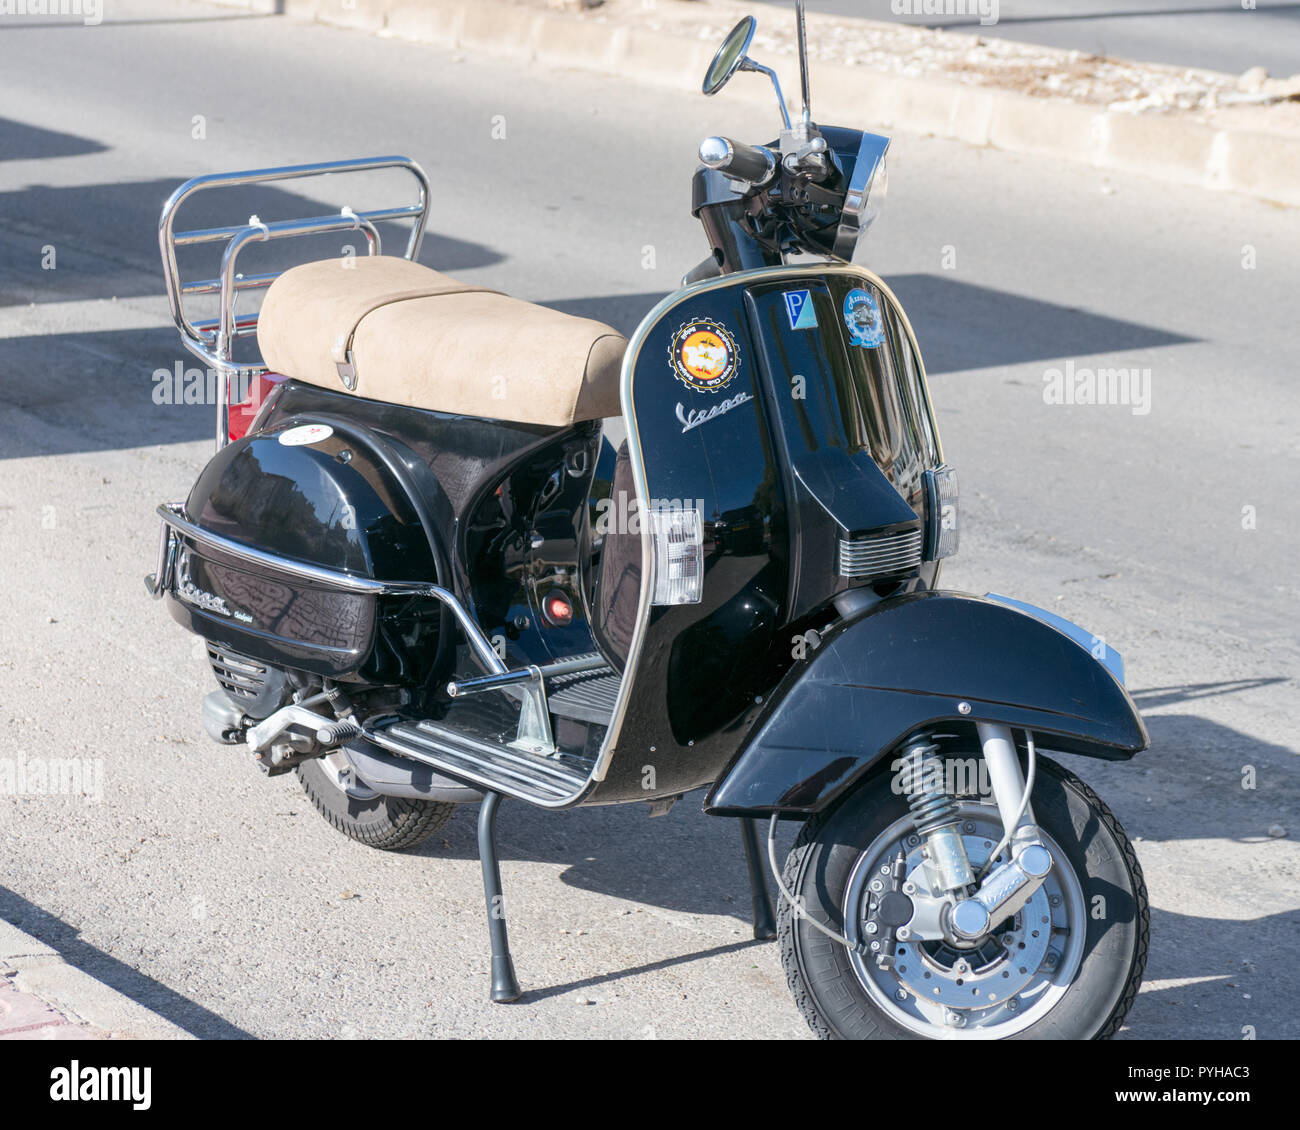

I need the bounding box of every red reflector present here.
[228,372,284,443]
[544,592,573,626]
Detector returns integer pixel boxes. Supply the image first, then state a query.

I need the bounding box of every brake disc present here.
[889,838,1053,1010]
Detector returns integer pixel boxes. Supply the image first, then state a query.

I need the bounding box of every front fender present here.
[704,591,1147,817]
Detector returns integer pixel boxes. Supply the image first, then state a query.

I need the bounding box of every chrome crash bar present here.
[147,503,500,672]
[146,504,582,756]
[158,156,432,450]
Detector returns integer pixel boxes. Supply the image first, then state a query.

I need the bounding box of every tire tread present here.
[297,762,454,852]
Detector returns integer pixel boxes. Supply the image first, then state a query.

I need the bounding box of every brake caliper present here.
[861,850,913,969]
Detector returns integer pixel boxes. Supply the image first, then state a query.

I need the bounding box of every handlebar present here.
[699,136,776,185]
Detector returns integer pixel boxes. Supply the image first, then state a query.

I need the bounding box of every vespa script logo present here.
[173,549,253,624]
[675,390,753,433]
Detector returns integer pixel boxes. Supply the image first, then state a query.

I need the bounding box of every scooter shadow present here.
[1049,701,1298,846]
[1120,905,1300,1041]
[410,787,778,925]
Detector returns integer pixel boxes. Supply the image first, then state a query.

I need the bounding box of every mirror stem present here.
[740,59,793,130]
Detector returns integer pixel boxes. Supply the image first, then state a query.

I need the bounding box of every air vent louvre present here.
[837,529,924,578]
[207,643,268,702]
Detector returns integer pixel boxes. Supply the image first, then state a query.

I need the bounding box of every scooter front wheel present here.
[778,755,1148,1039]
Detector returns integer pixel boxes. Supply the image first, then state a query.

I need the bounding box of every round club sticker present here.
[843,288,886,349]
[670,318,740,393]
[277,423,334,447]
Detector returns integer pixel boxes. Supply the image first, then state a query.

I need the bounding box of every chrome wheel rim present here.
[842,799,1086,1039]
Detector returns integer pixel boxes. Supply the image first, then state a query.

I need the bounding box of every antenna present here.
[796,0,811,126]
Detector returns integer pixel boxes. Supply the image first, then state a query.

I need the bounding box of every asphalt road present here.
[0,1,1297,1040]
[762,0,1300,77]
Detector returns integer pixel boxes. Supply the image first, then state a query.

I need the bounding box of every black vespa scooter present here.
[146,3,1149,1039]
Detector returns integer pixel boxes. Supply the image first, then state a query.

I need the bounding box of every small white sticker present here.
[277,423,334,447]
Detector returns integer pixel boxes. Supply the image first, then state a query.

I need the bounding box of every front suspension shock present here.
[900,733,975,894]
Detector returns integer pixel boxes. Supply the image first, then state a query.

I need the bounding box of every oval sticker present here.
[843,288,885,349]
[277,424,334,447]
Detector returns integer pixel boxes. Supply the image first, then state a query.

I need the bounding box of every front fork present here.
[893,724,1053,949]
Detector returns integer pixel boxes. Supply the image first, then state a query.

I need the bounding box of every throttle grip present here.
[699,136,776,185]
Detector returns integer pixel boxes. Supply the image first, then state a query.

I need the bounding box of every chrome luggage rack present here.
[158,155,431,449]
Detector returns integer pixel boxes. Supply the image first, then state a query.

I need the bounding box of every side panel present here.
[704,591,1148,816]
[260,383,603,678]
[170,420,443,682]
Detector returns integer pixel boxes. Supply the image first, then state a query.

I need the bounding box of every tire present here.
[296,754,455,852]
[779,754,1148,1040]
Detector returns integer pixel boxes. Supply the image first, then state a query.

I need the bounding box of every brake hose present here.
[767,814,861,953]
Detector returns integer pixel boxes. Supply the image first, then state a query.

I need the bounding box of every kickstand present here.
[739,817,778,941]
[477,791,522,1002]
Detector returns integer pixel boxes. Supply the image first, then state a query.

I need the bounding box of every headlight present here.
[860,154,888,236]
[924,464,959,560]
[832,130,890,261]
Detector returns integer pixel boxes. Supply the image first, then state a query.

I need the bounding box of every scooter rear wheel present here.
[297,753,454,852]
[778,754,1148,1039]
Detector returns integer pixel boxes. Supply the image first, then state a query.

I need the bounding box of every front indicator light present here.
[648,508,704,606]
[925,464,959,560]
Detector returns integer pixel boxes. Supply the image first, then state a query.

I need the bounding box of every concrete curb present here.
[0,919,190,1040]
[207,0,1300,209]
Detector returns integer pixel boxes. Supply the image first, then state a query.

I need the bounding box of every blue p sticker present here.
[783,289,818,330]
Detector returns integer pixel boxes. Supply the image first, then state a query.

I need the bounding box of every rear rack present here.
[158,156,431,449]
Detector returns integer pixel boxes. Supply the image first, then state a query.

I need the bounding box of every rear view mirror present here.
[702,17,757,96]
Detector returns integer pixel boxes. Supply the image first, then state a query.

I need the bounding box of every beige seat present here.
[257,256,626,427]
